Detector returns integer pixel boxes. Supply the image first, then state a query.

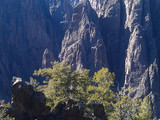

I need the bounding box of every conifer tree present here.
[34,61,91,109]
[29,77,39,91]
[138,97,152,120]
[87,68,115,117]
[109,87,141,120]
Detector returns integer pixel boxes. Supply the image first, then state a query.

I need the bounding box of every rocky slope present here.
[0,0,160,118]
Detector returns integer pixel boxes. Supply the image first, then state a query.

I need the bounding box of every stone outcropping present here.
[11,76,47,119]
[59,1,108,74]
[42,48,54,68]
[54,99,85,120]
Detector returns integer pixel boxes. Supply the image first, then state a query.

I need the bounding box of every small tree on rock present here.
[34,61,91,110]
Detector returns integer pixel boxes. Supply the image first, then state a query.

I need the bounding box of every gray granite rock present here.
[123,0,160,117]
[59,1,108,74]
[0,0,160,118]
[88,0,160,117]
[0,0,70,100]
[42,48,55,68]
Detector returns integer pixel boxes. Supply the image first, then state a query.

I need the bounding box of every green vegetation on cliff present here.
[0,61,152,119]
[33,61,152,119]
[0,104,14,120]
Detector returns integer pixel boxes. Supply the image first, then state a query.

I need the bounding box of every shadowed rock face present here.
[11,77,46,119]
[70,0,160,117]
[1,0,160,118]
[0,0,72,100]
[46,0,73,44]
[123,0,160,117]
[0,0,57,100]
[93,0,121,83]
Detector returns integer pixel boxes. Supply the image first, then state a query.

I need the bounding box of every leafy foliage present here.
[33,61,152,119]
[109,95,140,120]
[109,87,152,120]
[138,97,152,120]
[34,61,91,110]
[87,68,115,117]
[0,104,14,120]
[30,77,39,91]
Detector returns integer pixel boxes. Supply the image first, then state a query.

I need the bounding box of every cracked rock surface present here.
[1,0,160,118]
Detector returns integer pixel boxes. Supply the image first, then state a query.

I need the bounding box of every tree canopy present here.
[33,61,152,119]
[34,61,91,109]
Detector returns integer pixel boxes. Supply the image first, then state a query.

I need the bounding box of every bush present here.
[0,103,14,120]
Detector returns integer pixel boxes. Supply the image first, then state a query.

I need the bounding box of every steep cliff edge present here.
[0,0,71,100]
[0,0,160,118]
[123,0,160,117]
[0,0,55,99]
[88,0,160,117]
[59,1,108,74]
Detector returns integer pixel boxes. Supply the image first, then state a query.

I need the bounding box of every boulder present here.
[93,104,106,119]
[11,76,47,119]
[54,99,84,120]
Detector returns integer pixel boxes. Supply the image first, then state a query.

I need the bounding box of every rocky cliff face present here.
[123,0,160,116]
[1,0,160,118]
[59,1,108,74]
[0,0,71,100]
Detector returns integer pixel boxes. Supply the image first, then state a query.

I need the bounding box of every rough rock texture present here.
[70,0,87,7]
[123,0,160,117]
[0,0,56,100]
[11,76,47,119]
[70,0,80,7]
[42,48,54,68]
[89,0,120,18]
[0,0,71,100]
[1,0,160,118]
[91,0,121,83]
[59,1,108,74]
[46,0,73,41]
[86,0,160,117]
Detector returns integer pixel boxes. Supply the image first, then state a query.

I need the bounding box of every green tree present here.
[87,68,115,117]
[0,107,7,120]
[29,77,39,91]
[109,87,138,120]
[33,62,152,119]
[109,87,152,120]
[109,95,140,120]
[34,61,91,110]
[138,97,152,120]
[0,104,15,120]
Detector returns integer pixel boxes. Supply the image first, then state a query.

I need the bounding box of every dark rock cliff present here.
[123,0,160,117]
[11,76,47,119]
[59,1,108,74]
[0,0,160,118]
[0,0,71,100]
